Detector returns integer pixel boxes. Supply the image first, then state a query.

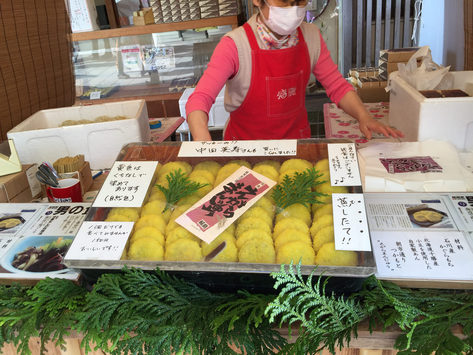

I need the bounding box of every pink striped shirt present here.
[186,31,353,116]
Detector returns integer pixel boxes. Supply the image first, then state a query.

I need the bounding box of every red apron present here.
[224,23,311,140]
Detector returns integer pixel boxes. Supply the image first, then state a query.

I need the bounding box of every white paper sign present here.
[327,143,361,186]
[178,140,297,157]
[332,193,371,251]
[447,194,473,231]
[176,167,276,244]
[65,221,133,261]
[372,230,473,280]
[93,161,158,208]
[24,203,90,237]
[89,91,101,100]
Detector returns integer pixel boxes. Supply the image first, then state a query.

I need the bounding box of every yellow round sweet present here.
[155,177,169,189]
[193,161,222,177]
[235,217,272,239]
[254,160,281,172]
[312,203,333,218]
[127,237,164,261]
[165,226,200,245]
[413,211,428,222]
[273,217,310,239]
[278,169,300,184]
[424,210,443,223]
[228,159,251,169]
[189,175,213,198]
[164,239,202,262]
[314,158,330,173]
[238,240,275,264]
[275,203,311,227]
[130,226,165,245]
[135,215,166,234]
[158,161,192,178]
[252,196,275,218]
[253,164,279,182]
[236,229,273,249]
[239,207,273,228]
[276,241,315,265]
[189,169,215,185]
[107,207,140,222]
[176,194,201,206]
[280,159,312,174]
[215,163,240,186]
[141,200,172,223]
[105,214,134,222]
[0,218,21,229]
[209,240,238,263]
[310,214,334,239]
[316,182,349,195]
[312,226,334,252]
[315,242,358,266]
[201,231,236,255]
[148,188,166,202]
[274,229,311,250]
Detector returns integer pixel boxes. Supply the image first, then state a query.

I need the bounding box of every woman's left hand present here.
[358,115,404,140]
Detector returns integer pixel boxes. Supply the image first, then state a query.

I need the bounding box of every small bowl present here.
[1,235,73,276]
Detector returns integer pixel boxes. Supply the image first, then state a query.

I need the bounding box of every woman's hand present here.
[338,90,404,140]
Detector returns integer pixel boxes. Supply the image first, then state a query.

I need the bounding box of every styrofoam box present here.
[7,100,150,170]
[389,71,473,151]
[177,86,229,133]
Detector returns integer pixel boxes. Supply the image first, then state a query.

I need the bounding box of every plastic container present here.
[388,71,473,151]
[7,100,150,170]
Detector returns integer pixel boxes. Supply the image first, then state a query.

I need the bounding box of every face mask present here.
[261,0,307,36]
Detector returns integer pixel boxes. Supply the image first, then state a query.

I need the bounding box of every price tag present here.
[89,91,101,100]
[65,221,133,261]
[332,193,371,251]
[178,140,297,157]
[176,167,276,244]
[447,193,473,231]
[93,161,158,208]
[327,143,361,186]
[372,230,473,280]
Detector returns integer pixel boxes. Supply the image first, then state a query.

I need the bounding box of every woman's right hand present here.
[187,110,212,141]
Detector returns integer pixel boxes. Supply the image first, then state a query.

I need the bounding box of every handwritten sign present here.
[93,161,158,208]
[64,221,133,261]
[327,143,361,186]
[372,230,473,280]
[178,140,297,157]
[332,193,371,251]
[89,91,101,100]
[176,167,276,244]
[447,194,473,232]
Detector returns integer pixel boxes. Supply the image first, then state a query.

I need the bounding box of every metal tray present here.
[65,139,376,281]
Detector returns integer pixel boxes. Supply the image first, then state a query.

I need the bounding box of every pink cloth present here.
[185,31,353,117]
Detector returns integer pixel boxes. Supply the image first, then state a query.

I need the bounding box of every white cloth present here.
[358,140,473,192]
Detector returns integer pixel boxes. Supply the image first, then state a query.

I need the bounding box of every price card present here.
[178,140,297,157]
[89,91,101,100]
[93,161,158,208]
[332,193,371,251]
[65,221,133,261]
[447,193,473,231]
[327,143,361,186]
[372,230,473,280]
[176,167,276,244]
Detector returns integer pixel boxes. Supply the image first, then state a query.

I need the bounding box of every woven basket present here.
[0,0,75,141]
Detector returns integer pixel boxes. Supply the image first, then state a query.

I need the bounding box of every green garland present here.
[0,266,472,355]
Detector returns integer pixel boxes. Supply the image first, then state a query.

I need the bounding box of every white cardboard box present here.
[389,71,473,151]
[7,100,150,170]
[177,86,229,133]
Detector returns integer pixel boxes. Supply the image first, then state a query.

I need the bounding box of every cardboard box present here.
[7,100,150,170]
[0,165,37,203]
[178,86,229,132]
[389,71,473,151]
[379,47,419,63]
[357,86,389,103]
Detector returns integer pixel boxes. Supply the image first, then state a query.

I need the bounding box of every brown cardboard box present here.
[379,47,419,63]
[0,165,35,203]
[357,87,389,103]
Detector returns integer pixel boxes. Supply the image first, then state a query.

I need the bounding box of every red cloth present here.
[224,23,311,140]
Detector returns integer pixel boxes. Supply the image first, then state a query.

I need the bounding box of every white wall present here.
[419,0,464,70]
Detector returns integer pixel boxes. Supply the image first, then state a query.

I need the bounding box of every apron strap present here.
[243,23,259,50]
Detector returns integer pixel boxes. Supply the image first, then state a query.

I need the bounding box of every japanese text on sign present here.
[64,221,134,261]
[448,194,473,231]
[178,140,297,157]
[176,167,276,244]
[327,143,361,186]
[372,231,473,280]
[93,161,158,208]
[332,193,371,251]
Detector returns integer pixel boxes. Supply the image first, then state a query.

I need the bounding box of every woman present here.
[186,0,402,141]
